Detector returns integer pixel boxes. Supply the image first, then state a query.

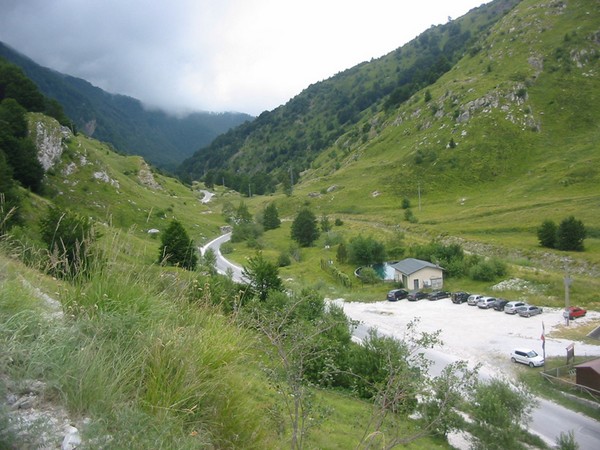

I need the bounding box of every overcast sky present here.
[1,0,490,116]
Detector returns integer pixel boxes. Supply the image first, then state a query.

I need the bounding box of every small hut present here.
[574,358,600,392]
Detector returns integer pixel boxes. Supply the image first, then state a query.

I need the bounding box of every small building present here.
[574,358,600,392]
[390,258,444,290]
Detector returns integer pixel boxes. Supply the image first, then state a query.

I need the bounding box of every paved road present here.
[207,232,600,449]
[200,232,248,283]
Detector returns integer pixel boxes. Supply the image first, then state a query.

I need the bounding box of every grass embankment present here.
[0,233,451,449]
[0,241,275,448]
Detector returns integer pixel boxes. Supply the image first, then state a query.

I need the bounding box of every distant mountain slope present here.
[177,0,521,191]
[0,42,253,171]
[281,0,600,248]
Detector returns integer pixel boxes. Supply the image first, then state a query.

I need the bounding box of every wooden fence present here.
[541,363,600,403]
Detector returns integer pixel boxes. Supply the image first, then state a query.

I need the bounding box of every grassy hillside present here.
[294,0,600,243]
[178,0,520,189]
[2,1,599,447]
[216,0,600,307]
[1,115,459,449]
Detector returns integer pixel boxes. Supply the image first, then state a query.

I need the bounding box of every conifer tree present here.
[537,219,557,248]
[557,216,586,251]
[159,220,198,270]
[263,202,281,230]
[291,209,319,247]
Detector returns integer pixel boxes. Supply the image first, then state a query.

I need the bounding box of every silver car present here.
[504,301,526,314]
[467,294,484,306]
[518,305,543,317]
[477,296,497,309]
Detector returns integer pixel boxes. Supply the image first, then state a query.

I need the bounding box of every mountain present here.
[177,0,521,191]
[0,42,253,171]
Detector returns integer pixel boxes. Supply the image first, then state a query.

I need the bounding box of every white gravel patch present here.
[331,297,600,378]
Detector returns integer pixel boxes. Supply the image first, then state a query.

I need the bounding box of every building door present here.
[413,279,419,289]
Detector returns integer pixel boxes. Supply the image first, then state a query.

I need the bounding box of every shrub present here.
[40,206,98,279]
[231,222,263,243]
[277,252,291,267]
[359,267,380,284]
[469,258,506,282]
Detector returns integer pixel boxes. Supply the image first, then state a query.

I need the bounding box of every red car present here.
[564,306,587,319]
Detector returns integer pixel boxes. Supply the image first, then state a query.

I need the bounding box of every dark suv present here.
[387,289,408,302]
[494,299,509,311]
[451,292,470,304]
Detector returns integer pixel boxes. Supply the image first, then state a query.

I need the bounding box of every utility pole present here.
[564,271,572,326]
[418,182,421,212]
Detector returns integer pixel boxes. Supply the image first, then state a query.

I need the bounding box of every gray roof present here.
[574,358,600,374]
[390,258,443,275]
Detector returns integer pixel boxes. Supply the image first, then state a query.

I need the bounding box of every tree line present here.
[0,58,72,229]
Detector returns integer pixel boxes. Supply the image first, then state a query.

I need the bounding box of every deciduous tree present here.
[242,252,283,301]
[348,235,386,266]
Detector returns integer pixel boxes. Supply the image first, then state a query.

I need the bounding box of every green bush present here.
[358,267,380,284]
[39,205,98,279]
[468,258,507,282]
[277,252,291,267]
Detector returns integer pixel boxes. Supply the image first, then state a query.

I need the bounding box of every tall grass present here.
[0,233,276,448]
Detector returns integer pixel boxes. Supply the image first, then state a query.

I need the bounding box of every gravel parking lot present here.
[332,296,600,377]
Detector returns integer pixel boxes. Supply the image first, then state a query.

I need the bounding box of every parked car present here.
[477,296,497,309]
[518,305,543,317]
[428,290,450,301]
[504,301,527,314]
[407,291,428,301]
[451,292,470,304]
[510,348,544,367]
[387,289,409,302]
[564,306,587,319]
[467,294,484,306]
[493,299,509,311]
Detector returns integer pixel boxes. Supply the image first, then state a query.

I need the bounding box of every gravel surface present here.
[331,297,600,378]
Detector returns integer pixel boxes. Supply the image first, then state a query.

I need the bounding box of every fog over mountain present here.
[0,0,489,115]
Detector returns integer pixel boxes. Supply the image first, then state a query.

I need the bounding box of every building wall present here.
[396,267,443,290]
[576,367,600,391]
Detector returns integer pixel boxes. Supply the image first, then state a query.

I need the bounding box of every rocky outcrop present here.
[137,162,163,190]
[31,116,72,171]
